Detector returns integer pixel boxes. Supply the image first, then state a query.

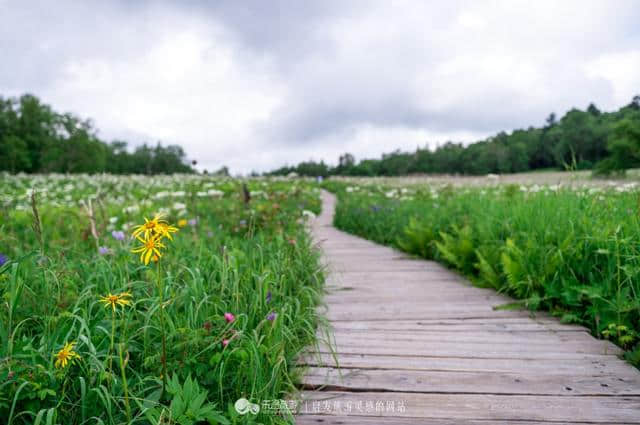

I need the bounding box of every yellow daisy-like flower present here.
[131,234,166,265]
[177,218,188,228]
[54,341,80,369]
[131,213,166,239]
[99,292,132,311]
[156,221,179,240]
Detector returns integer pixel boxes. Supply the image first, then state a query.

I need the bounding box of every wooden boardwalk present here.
[297,191,640,424]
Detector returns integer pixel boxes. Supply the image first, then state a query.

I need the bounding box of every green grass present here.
[0,174,324,424]
[324,179,640,366]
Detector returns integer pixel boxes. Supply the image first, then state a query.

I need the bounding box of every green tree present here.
[596,117,640,174]
[0,93,195,174]
[335,153,356,174]
[0,134,31,172]
[16,94,58,172]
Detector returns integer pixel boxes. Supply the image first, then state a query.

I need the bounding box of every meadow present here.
[0,174,324,424]
[324,177,640,366]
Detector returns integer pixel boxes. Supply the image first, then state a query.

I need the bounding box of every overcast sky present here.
[1,1,639,173]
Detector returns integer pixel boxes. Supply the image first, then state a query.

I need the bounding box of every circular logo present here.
[235,398,260,415]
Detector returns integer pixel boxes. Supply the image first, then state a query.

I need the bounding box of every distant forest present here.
[0,94,194,174]
[3,94,640,177]
[268,96,640,177]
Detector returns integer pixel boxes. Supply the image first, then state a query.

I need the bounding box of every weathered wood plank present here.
[325,269,467,279]
[299,353,637,376]
[324,305,545,321]
[327,318,585,332]
[302,367,640,396]
[324,273,473,286]
[312,340,621,358]
[296,416,622,425]
[324,329,619,348]
[298,392,640,423]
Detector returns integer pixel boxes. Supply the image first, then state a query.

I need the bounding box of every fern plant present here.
[435,225,476,275]
[397,216,436,258]
[474,247,502,290]
[141,374,229,425]
[500,238,534,299]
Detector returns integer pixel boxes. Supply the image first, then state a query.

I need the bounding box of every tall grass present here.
[326,180,640,365]
[0,174,324,424]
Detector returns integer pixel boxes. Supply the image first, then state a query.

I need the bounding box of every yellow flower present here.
[177,218,188,228]
[156,222,179,240]
[131,234,166,265]
[131,213,166,239]
[99,292,132,311]
[54,341,80,369]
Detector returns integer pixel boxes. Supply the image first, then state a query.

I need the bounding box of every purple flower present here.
[224,312,235,323]
[207,231,214,238]
[111,230,125,241]
[188,218,198,226]
[266,291,272,303]
[267,312,277,322]
[98,246,110,255]
[0,253,8,267]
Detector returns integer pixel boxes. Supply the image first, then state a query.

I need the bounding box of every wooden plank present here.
[298,392,640,423]
[326,285,502,295]
[327,265,445,273]
[302,367,640,396]
[328,316,579,325]
[324,329,617,347]
[312,340,621,358]
[324,295,523,305]
[324,271,470,284]
[323,295,511,304]
[299,353,638,376]
[326,318,586,332]
[296,415,622,425]
[324,306,542,321]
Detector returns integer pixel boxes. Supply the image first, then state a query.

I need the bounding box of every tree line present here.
[0,94,194,174]
[268,96,640,177]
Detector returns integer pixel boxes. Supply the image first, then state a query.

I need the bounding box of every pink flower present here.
[222,339,230,347]
[224,312,235,323]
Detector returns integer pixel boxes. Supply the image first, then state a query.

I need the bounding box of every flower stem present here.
[118,343,132,423]
[108,309,115,380]
[157,261,167,397]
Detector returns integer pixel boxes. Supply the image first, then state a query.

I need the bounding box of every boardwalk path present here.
[297,191,640,424]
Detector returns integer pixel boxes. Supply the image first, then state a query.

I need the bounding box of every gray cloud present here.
[1,0,639,173]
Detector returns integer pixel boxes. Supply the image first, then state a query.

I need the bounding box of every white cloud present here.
[586,50,640,107]
[41,15,284,172]
[1,0,639,173]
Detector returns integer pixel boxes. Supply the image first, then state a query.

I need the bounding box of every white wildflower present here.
[302,210,316,220]
[207,189,224,197]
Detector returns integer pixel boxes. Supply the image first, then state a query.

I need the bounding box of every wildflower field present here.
[0,174,324,424]
[325,178,640,366]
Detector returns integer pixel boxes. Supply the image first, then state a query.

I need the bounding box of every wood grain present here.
[298,191,640,423]
[298,391,640,423]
